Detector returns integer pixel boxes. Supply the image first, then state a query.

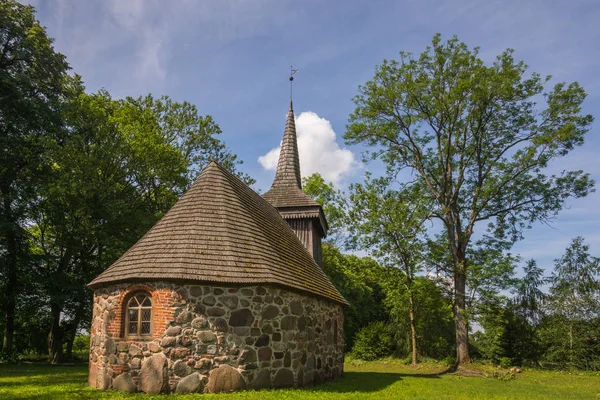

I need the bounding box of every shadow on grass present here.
[0,363,87,388]
[0,363,452,397]
[302,369,448,394]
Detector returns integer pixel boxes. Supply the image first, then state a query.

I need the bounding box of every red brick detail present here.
[103,283,178,340]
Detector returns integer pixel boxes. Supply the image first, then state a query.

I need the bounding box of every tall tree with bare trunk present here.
[345,34,594,365]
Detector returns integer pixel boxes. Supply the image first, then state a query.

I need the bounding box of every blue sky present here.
[26,0,600,276]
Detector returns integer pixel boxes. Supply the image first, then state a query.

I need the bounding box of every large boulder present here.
[252,369,271,390]
[139,352,168,393]
[113,373,136,392]
[175,372,203,393]
[229,309,254,327]
[173,359,193,377]
[272,368,294,388]
[205,364,247,393]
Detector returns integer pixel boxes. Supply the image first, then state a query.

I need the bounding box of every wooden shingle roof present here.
[88,162,347,305]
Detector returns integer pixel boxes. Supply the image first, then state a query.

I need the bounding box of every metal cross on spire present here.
[289,66,299,108]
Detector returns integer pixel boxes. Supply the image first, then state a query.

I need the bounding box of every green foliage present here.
[548,237,600,321]
[351,321,394,361]
[539,237,600,370]
[538,314,600,371]
[347,174,432,363]
[499,357,513,369]
[322,244,387,350]
[473,302,542,367]
[484,369,516,381]
[346,33,595,362]
[441,355,457,367]
[302,173,346,244]
[512,259,548,324]
[0,0,77,356]
[383,272,454,360]
[69,335,89,361]
[0,1,253,361]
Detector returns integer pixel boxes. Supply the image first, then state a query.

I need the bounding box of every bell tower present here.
[262,100,328,267]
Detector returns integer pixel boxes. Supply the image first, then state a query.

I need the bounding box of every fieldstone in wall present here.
[273,368,294,388]
[262,305,279,319]
[206,364,247,393]
[197,330,216,343]
[192,317,208,330]
[113,373,136,393]
[173,359,193,377]
[229,308,254,326]
[175,372,203,393]
[166,326,182,336]
[290,300,303,315]
[139,352,168,394]
[252,369,272,389]
[213,318,229,332]
[219,295,239,309]
[128,344,143,357]
[89,282,345,394]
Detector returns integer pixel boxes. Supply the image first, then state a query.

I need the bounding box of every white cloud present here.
[258,111,357,186]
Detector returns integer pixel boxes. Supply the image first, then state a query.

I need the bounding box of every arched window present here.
[125,292,152,338]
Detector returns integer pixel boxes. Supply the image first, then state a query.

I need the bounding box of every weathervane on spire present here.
[289,66,299,106]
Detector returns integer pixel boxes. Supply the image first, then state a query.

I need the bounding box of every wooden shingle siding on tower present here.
[89,162,346,306]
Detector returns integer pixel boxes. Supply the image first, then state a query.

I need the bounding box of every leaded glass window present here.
[125,292,152,337]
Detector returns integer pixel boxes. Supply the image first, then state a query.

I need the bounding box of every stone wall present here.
[89,281,344,393]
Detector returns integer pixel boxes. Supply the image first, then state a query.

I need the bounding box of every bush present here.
[350,321,394,361]
[442,355,457,367]
[71,335,90,361]
[484,370,516,381]
[499,357,513,369]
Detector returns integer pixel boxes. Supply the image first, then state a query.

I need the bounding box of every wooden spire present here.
[271,101,302,190]
[262,94,330,267]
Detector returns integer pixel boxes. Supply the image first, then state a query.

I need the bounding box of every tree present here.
[474,301,541,367]
[0,0,73,357]
[512,259,547,324]
[302,173,346,245]
[31,90,251,362]
[345,34,594,364]
[347,176,429,364]
[545,237,600,368]
[383,272,454,361]
[321,244,387,350]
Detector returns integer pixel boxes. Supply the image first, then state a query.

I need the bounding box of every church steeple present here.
[271,101,302,190]
[261,80,329,267]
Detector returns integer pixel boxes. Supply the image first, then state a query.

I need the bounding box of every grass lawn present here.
[0,361,598,400]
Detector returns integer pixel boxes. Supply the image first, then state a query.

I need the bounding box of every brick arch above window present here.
[123,291,153,339]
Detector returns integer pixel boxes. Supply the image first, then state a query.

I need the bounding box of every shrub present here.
[350,321,394,361]
[484,370,516,381]
[442,355,457,367]
[71,335,90,361]
[499,357,513,369]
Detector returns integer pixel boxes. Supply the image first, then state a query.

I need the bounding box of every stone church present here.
[87,100,347,394]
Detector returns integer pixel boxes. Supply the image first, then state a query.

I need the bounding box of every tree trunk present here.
[48,302,65,364]
[64,320,78,361]
[1,185,18,357]
[454,266,469,365]
[569,323,574,368]
[408,290,418,365]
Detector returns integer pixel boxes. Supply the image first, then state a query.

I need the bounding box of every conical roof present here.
[262,102,328,234]
[88,162,346,305]
[271,101,303,190]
